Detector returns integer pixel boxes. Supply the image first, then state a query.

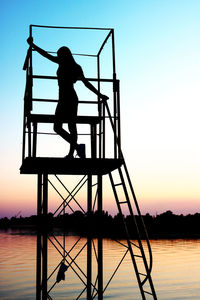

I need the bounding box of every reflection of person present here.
[27,37,109,158]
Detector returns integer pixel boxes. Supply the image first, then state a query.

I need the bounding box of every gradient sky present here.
[1,0,200,218]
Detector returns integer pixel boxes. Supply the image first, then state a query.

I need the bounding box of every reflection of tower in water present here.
[20,25,157,300]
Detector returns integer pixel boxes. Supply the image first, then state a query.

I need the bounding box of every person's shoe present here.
[76,144,86,159]
[64,153,74,159]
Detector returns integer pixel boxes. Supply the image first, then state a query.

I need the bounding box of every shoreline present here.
[1,210,200,240]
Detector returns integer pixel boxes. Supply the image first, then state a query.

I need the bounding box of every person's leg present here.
[54,100,85,158]
[54,120,85,158]
[54,121,72,144]
[68,121,77,156]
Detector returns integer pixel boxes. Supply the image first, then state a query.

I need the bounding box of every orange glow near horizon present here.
[1,1,200,219]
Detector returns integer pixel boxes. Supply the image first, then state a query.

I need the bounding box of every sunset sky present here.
[1,0,200,218]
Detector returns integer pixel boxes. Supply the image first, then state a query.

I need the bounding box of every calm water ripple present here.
[0,230,200,299]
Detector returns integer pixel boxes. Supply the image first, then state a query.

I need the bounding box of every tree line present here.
[0,210,200,239]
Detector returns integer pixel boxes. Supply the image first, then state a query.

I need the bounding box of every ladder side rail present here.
[104,100,154,277]
[121,162,158,298]
[110,168,157,299]
[117,167,145,242]
[117,167,154,289]
[109,172,146,300]
[122,162,153,276]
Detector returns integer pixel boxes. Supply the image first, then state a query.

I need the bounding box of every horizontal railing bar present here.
[26,131,91,136]
[31,24,113,31]
[25,131,56,135]
[33,98,58,103]
[42,50,97,58]
[79,100,98,104]
[32,75,114,82]
[32,98,98,104]
[26,114,102,124]
[73,53,97,57]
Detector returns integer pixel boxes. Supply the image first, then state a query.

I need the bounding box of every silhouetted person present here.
[27,37,109,158]
[56,262,68,283]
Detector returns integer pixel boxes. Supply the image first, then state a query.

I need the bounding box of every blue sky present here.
[1,0,200,217]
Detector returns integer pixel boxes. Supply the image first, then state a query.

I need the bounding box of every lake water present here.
[0,230,200,299]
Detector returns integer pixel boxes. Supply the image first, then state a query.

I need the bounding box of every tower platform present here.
[20,157,123,175]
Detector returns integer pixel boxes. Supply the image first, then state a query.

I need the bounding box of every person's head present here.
[57,46,75,64]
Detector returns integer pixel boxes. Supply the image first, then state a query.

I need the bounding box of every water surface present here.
[0,230,200,299]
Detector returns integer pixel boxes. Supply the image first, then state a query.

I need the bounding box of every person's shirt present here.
[57,62,84,89]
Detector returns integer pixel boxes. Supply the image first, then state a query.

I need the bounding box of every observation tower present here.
[20,25,157,300]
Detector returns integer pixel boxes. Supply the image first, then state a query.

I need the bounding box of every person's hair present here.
[57,46,76,65]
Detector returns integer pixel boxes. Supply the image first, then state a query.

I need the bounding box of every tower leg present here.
[87,175,92,300]
[97,175,103,300]
[36,174,48,300]
[42,174,48,300]
[36,174,42,300]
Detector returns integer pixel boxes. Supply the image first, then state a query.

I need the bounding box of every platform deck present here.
[20,157,123,175]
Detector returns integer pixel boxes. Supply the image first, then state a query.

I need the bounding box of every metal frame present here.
[21,25,157,300]
[22,25,121,162]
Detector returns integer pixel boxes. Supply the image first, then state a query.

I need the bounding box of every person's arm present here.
[27,37,58,64]
[81,75,109,101]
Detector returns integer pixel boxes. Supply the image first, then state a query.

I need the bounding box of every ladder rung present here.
[133,254,142,258]
[143,290,153,296]
[114,182,123,187]
[119,201,127,204]
[130,241,140,249]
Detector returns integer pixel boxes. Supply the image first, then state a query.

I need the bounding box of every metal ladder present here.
[98,95,157,298]
[108,161,157,299]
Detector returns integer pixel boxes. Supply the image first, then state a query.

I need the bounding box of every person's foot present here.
[76,144,86,159]
[64,153,74,159]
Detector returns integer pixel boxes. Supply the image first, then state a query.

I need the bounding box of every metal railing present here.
[22,25,121,161]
